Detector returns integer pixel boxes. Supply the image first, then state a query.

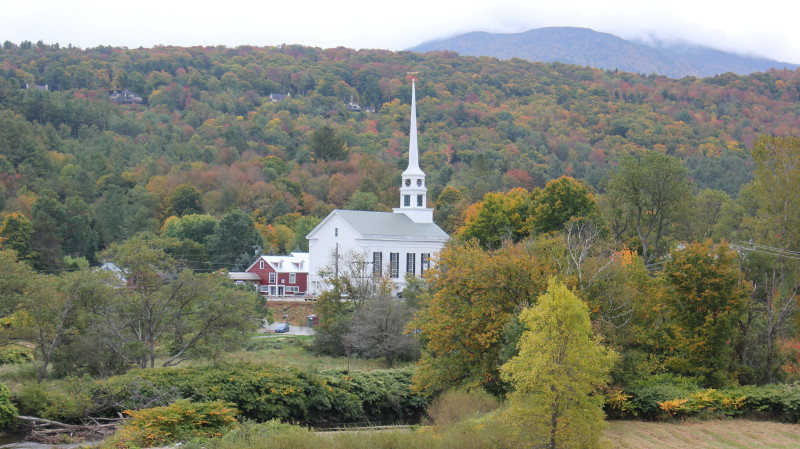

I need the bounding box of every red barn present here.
[229,252,309,297]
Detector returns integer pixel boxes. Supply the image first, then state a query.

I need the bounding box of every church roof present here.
[320,210,449,241]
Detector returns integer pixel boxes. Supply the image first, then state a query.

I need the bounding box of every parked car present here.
[274,322,290,333]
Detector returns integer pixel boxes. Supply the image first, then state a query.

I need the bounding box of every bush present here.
[100,362,425,424]
[608,380,800,422]
[15,377,93,422]
[0,346,33,365]
[338,367,428,421]
[102,400,238,449]
[0,383,17,431]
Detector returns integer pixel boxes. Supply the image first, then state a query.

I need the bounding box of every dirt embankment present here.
[266,300,316,326]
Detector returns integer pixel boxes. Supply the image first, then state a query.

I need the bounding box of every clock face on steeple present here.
[405,179,411,187]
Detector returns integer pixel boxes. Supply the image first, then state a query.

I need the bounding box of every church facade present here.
[306,80,449,295]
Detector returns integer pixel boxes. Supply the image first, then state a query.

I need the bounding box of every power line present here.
[731,241,800,260]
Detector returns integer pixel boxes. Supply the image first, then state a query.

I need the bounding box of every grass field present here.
[603,420,800,449]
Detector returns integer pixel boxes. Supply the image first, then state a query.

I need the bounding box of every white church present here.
[306,80,450,295]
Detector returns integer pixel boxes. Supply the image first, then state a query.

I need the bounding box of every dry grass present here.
[603,420,800,449]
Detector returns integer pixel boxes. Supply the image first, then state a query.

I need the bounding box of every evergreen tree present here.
[207,209,263,270]
[310,125,347,162]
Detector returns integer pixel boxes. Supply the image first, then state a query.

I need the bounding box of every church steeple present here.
[394,79,434,224]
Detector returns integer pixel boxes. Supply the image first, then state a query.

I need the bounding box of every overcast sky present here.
[3,0,798,64]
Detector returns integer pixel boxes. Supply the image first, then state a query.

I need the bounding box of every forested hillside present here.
[0,40,799,271]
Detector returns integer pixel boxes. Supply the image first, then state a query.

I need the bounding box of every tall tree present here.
[457,188,531,250]
[739,135,800,382]
[528,176,598,235]
[17,269,112,382]
[207,209,263,270]
[500,280,617,449]
[411,241,554,394]
[29,190,67,270]
[89,237,263,369]
[0,212,34,261]
[62,196,97,260]
[165,183,204,218]
[602,153,692,265]
[310,125,348,162]
[662,241,748,387]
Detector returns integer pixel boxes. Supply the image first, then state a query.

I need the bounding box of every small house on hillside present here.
[229,252,309,297]
[269,93,288,102]
[109,89,143,104]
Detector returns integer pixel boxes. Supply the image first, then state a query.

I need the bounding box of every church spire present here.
[404,80,423,176]
[394,78,433,224]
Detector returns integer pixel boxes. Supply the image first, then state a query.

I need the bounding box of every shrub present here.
[338,366,428,421]
[0,346,33,365]
[0,383,17,431]
[608,381,800,422]
[15,377,93,422]
[624,375,700,419]
[100,363,425,424]
[103,400,238,449]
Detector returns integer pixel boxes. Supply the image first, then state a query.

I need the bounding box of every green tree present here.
[165,183,204,217]
[434,186,469,235]
[528,176,598,235]
[0,249,34,318]
[748,135,800,250]
[310,125,348,162]
[457,188,531,250]
[207,209,263,270]
[602,153,692,265]
[411,241,554,394]
[90,237,263,368]
[344,191,380,211]
[500,280,617,449]
[662,241,748,387]
[30,190,67,270]
[0,212,34,261]
[162,214,219,245]
[739,135,800,382]
[62,196,97,261]
[17,269,112,382]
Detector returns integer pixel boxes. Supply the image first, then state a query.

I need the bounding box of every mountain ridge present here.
[409,27,799,78]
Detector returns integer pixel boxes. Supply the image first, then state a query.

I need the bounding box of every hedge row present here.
[606,382,800,422]
[92,363,426,425]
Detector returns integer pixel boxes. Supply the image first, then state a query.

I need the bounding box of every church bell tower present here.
[394,79,434,224]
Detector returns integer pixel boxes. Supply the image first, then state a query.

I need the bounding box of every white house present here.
[306,80,449,295]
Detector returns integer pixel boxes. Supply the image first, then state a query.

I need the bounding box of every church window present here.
[417,195,423,207]
[407,253,416,275]
[404,195,411,207]
[417,179,423,187]
[390,252,399,278]
[335,227,338,237]
[421,253,430,273]
[373,252,382,276]
[405,179,411,186]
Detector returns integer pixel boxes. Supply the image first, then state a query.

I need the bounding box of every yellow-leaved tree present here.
[500,280,617,449]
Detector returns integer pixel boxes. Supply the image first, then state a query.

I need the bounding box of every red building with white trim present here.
[229,252,309,297]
